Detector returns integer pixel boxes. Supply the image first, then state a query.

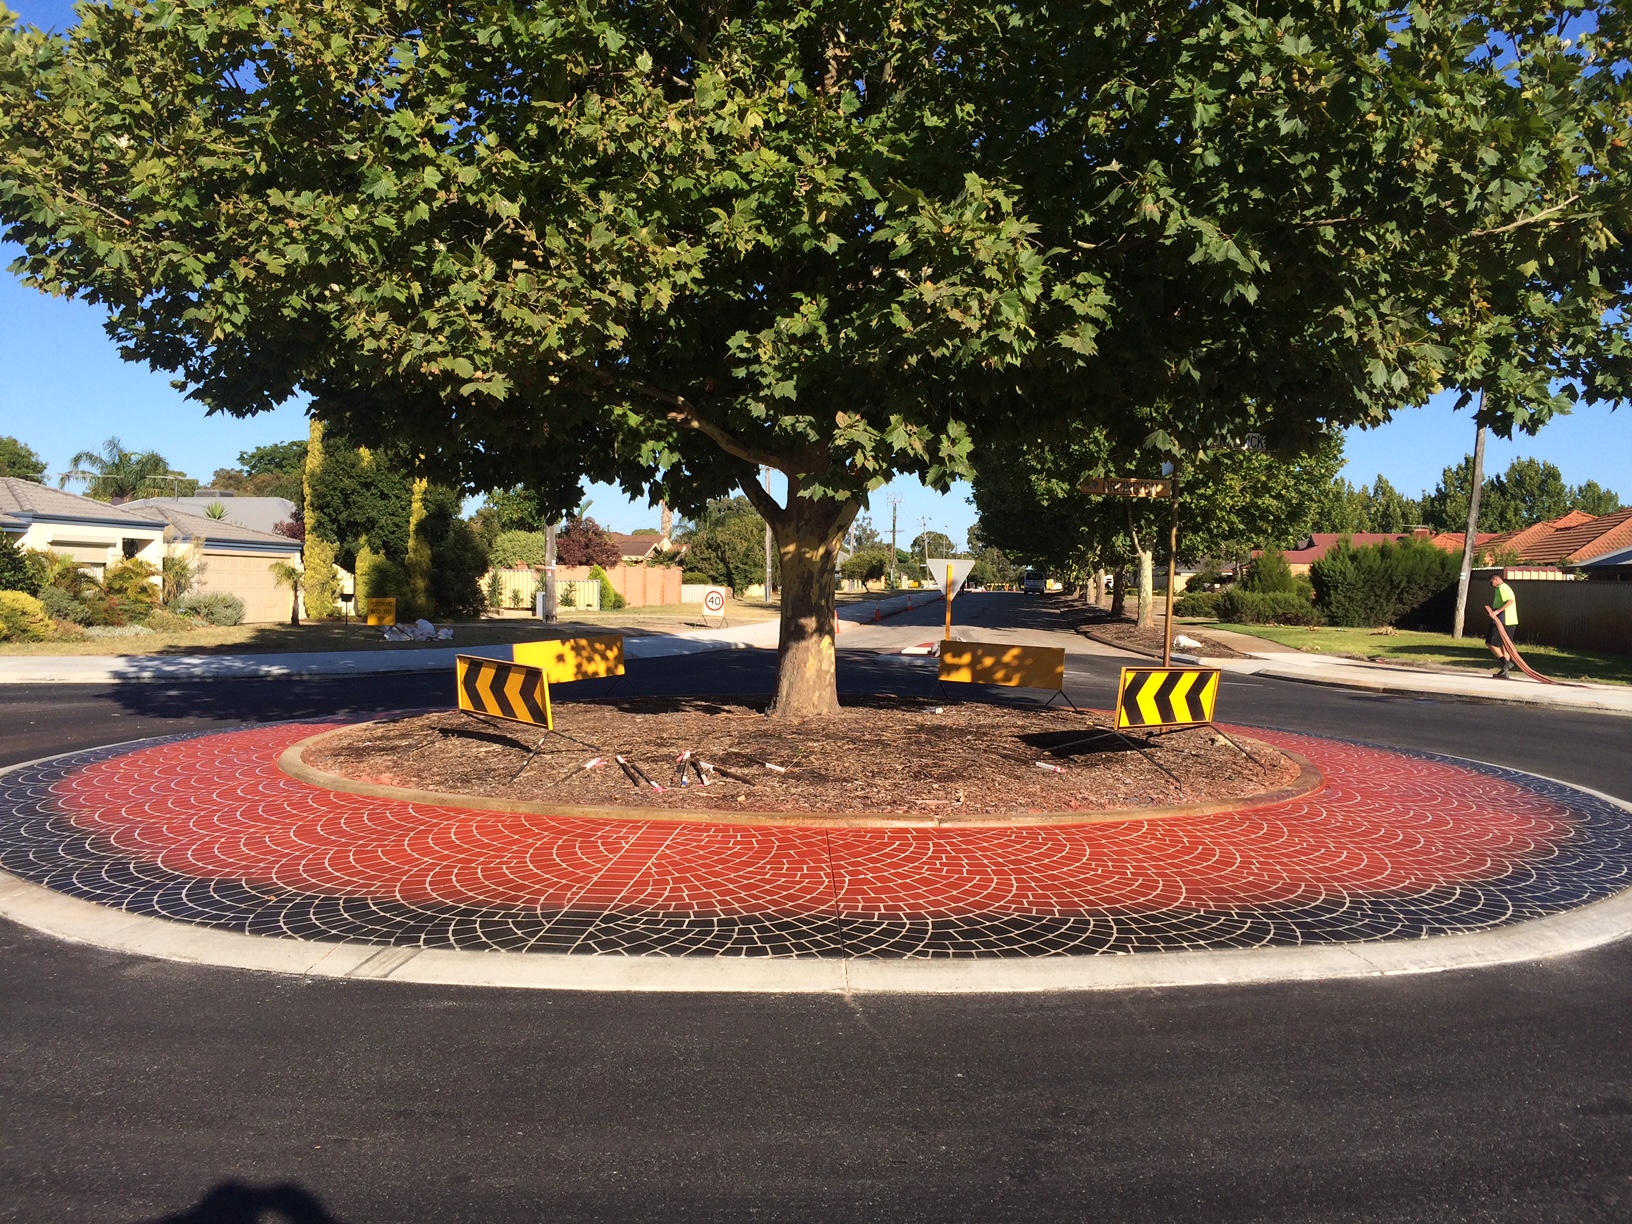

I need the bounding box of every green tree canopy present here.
[974,427,1346,580]
[1419,455,1622,532]
[5,1,1630,710]
[0,436,46,482]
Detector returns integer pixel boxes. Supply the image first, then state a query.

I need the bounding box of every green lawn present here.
[0,599,781,657]
[1210,623,1632,686]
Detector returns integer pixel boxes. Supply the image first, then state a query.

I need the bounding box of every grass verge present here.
[1210,622,1632,686]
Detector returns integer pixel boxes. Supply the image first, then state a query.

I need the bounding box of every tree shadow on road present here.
[136,1180,345,1224]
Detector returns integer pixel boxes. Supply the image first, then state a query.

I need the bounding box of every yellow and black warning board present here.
[1115,666,1220,731]
[456,654,553,730]
[365,596,397,626]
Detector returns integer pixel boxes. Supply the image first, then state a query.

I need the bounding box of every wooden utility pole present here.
[763,467,774,604]
[542,519,558,622]
[1452,403,1488,640]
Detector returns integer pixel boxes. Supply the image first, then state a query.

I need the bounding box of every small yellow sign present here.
[456,654,552,730]
[365,597,397,626]
[1080,476,1173,499]
[511,635,626,684]
[938,642,1067,692]
[1114,667,1221,730]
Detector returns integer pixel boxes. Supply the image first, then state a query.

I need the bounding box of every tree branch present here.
[1471,195,1581,238]
[739,472,785,524]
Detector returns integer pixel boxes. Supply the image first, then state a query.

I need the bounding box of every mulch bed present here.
[302,697,1299,818]
[1078,614,1252,660]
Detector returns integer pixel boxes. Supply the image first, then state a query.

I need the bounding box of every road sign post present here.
[1079,475,1181,665]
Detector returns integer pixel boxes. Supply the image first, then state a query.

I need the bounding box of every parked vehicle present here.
[1023,570,1047,594]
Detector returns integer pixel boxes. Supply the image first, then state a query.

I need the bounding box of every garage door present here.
[197,551,299,624]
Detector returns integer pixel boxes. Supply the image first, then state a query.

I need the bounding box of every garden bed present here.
[296,697,1309,824]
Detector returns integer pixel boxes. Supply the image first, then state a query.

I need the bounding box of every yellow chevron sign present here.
[939,642,1067,691]
[511,635,625,684]
[456,655,553,729]
[1115,667,1221,730]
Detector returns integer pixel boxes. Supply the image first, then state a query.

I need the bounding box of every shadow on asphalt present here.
[137,1180,344,1224]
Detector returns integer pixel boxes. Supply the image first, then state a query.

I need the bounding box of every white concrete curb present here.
[3,744,1630,994]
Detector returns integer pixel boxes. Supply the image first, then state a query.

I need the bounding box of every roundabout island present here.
[3,696,1630,987]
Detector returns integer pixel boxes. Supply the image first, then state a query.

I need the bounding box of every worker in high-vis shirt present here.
[1487,572,1520,677]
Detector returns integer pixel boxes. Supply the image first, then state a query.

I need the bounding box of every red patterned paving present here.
[49,723,1575,919]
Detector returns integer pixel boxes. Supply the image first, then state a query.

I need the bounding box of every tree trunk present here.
[1109,567,1128,617]
[743,477,858,719]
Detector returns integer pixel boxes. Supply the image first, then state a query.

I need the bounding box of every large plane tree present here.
[3,0,1628,714]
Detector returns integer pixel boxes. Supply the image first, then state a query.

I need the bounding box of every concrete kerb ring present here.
[3,731,1632,994]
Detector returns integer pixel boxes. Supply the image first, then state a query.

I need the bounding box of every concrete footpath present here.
[0,590,942,685]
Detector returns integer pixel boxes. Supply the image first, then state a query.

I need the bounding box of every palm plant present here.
[59,437,186,502]
[268,561,302,626]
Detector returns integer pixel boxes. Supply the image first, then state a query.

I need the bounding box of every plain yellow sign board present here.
[938,641,1067,691]
[365,596,397,626]
[511,635,626,684]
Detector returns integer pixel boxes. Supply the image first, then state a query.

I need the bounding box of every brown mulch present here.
[302,697,1298,818]
[1077,615,1251,660]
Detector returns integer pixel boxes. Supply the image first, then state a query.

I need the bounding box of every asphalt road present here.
[4,594,1632,1223]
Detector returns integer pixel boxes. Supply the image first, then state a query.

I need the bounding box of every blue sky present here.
[3,0,1627,539]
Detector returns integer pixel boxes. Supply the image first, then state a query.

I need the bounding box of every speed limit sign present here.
[703,588,726,614]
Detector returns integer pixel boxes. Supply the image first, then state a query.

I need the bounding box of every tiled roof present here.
[1278,532,1414,563]
[152,507,302,551]
[1429,531,1500,553]
[0,477,167,528]
[1531,506,1632,564]
[121,495,296,535]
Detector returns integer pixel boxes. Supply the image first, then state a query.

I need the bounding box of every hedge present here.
[1310,537,1459,628]
[1216,589,1325,626]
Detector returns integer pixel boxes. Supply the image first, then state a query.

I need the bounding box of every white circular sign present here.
[704,589,726,614]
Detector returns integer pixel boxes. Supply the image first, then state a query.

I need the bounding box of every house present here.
[609,531,687,563]
[144,506,305,623]
[1481,507,1632,568]
[0,478,168,576]
[1,478,301,623]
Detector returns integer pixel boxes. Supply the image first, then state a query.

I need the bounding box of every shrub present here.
[1185,561,1231,592]
[1217,589,1325,626]
[355,544,407,603]
[35,584,91,625]
[587,564,626,611]
[429,518,489,618]
[174,592,245,626]
[0,534,36,593]
[1311,536,1459,628]
[488,530,552,568]
[102,558,162,611]
[1241,548,1297,594]
[145,607,198,632]
[0,591,54,641]
[1174,590,1222,618]
[682,571,711,584]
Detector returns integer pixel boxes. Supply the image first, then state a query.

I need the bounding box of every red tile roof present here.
[1526,507,1632,564]
[1276,533,1414,564]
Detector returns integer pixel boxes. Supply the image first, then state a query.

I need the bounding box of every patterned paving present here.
[1,722,1629,958]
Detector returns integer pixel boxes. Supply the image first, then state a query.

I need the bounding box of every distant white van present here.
[1023,570,1047,594]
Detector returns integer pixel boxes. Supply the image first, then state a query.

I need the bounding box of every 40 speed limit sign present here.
[703,588,726,615]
